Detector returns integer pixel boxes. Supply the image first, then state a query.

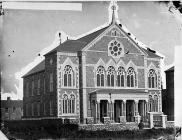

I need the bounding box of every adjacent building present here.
[22,2,166,126]
[1,97,23,120]
[162,66,174,121]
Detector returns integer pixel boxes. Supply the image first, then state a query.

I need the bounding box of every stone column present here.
[120,100,126,122]
[110,101,114,122]
[135,100,139,116]
[146,100,149,114]
[149,112,154,128]
[96,101,100,123]
[142,101,145,116]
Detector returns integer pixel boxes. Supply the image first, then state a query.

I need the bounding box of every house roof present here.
[24,15,162,78]
[1,100,23,108]
[165,66,174,72]
[22,60,45,78]
[46,26,109,55]
[140,48,161,58]
[91,89,148,94]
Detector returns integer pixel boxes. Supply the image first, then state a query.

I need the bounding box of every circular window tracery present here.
[109,40,123,57]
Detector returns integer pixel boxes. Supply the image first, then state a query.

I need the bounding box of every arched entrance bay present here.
[126,100,135,122]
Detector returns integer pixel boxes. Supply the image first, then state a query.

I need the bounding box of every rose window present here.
[109,40,123,57]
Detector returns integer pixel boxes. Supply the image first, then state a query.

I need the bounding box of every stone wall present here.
[166,121,175,128]
[79,122,138,131]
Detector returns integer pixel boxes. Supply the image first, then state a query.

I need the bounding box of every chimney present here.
[58,32,61,44]
[7,97,11,101]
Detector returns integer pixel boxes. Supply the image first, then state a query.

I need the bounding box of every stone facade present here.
[22,2,165,128]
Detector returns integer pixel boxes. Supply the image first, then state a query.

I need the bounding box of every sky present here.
[0,1,181,100]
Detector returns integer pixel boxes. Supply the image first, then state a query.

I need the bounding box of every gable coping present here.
[82,23,147,57]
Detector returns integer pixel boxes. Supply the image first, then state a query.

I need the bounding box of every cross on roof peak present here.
[110,0,118,24]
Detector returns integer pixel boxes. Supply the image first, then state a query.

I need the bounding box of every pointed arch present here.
[96,66,105,87]
[126,67,136,87]
[117,66,125,87]
[63,65,73,87]
[148,69,157,88]
[106,59,116,68]
[62,92,76,114]
[107,66,116,87]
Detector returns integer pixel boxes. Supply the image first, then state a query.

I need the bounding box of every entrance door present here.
[100,100,107,123]
[126,100,134,122]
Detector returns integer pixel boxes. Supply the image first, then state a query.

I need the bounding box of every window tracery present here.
[62,93,76,114]
[148,69,157,88]
[107,66,115,87]
[109,40,123,57]
[127,67,136,87]
[64,65,73,87]
[117,67,125,87]
[96,66,105,87]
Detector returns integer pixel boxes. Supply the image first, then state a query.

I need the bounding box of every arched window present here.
[63,94,76,114]
[96,66,105,87]
[63,94,68,114]
[127,67,136,87]
[117,67,125,87]
[153,95,158,112]
[149,95,153,112]
[107,66,115,87]
[64,65,73,87]
[148,69,157,88]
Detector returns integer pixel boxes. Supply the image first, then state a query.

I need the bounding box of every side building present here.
[1,97,23,120]
[162,66,174,121]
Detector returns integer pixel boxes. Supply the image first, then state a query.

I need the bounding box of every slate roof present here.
[141,48,161,58]
[24,22,161,77]
[22,60,45,78]
[46,26,109,55]
[91,89,148,94]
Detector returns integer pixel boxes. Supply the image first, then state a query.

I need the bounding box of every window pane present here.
[101,74,104,86]
[65,100,67,113]
[117,75,120,87]
[64,74,67,86]
[72,100,75,113]
[68,74,72,86]
[148,77,151,88]
[152,77,155,88]
[107,75,110,86]
[111,75,114,86]
[97,74,100,86]
[131,75,134,87]
[121,75,124,87]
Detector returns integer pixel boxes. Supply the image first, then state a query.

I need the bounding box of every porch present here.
[87,89,166,128]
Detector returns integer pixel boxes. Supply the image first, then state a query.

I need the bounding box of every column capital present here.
[145,99,149,103]
[96,100,100,104]
[122,99,126,103]
[134,99,139,103]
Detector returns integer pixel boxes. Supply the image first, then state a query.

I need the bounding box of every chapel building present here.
[22,2,165,125]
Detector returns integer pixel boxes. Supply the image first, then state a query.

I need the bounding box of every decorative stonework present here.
[86,117,94,124]
[79,122,138,131]
[108,39,124,58]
